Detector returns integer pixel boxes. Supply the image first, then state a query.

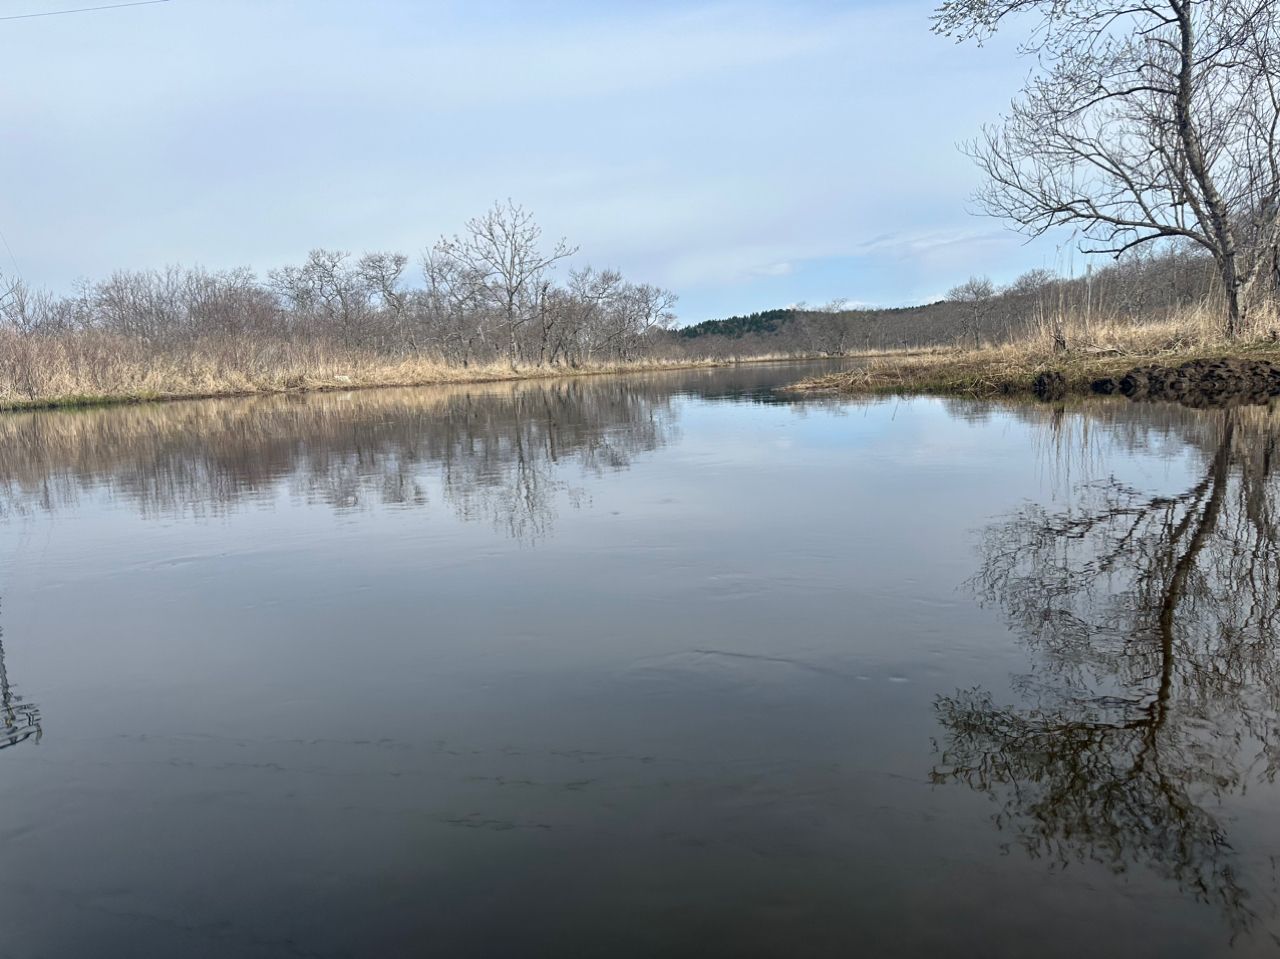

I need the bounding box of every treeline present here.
[681,244,1230,356]
[0,202,1257,407]
[0,202,681,370]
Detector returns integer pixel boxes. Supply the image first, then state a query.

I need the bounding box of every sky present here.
[0,0,1082,322]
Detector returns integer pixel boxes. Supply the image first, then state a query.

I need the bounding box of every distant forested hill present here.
[666,247,1220,357]
[675,309,797,339]
[672,302,960,354]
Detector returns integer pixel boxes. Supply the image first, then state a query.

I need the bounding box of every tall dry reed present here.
[0,331,762,409]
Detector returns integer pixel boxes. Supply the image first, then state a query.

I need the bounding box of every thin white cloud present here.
[0,0,1058,311]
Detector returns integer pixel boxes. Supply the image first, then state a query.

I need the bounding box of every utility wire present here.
[0,0,169,21]
[0,1,173,280]
[0,226,21,282]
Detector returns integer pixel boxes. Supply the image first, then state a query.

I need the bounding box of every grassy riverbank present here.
[786,307,1280,397]
[0,332,807,413]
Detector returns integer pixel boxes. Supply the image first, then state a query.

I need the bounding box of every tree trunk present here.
[1172,0,1241,339]
[1221,255,1241,339]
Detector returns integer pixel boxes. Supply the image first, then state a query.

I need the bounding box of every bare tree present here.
[624,283,679,339]
[788,299,853,356]
[181,266,279,339]
[357,253,408,320]
[563,266,625,364]
[433,201,577,368]
[605,281,679,360]
[947,276,996,348]
[0,275,39,334]
[934,0,1280,335]
[268,250,374,346]
[420,245,494,363]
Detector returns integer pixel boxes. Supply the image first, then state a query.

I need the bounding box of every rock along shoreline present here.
[1070,357,1280,408]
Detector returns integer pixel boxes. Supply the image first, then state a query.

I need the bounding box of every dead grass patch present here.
[0,333,806,411]
[787,306,1280,397]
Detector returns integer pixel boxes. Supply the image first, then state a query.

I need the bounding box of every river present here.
[0,359,1276,957]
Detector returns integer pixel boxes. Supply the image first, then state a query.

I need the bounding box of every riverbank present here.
[784,310,1280,400]
[0,340,810,413]
[785,346,1280,398]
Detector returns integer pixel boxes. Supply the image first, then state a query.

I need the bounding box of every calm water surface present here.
[0,360,1277,957]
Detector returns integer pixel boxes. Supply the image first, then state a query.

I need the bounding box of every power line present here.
[0,1,174,280]
[0,225,21,282]
[0,0,170,21]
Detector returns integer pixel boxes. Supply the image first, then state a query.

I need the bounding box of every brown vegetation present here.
[787,304,1280,398]
[0,328,774,411]
[0,201,786,410]
[1,206,1271,409]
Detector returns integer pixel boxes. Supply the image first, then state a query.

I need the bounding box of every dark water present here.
[0,359,1278,958]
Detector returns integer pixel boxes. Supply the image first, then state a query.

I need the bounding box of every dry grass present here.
[788,304,1280,397]
[0,331,793,411]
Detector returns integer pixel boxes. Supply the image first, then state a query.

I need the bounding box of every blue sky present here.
[0,0,1078,322]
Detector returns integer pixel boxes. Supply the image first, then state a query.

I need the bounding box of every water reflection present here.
[0,376,687,539]
[933,402,1280,935]
[0,362,855,535]
[0,614,40,752]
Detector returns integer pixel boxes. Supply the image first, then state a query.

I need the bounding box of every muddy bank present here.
[1088,357,1280,408]
[784,345,1280,401]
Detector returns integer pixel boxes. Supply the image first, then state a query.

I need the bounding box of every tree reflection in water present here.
[0,363,846,540]
[0,364,837,769]
[0,612,40,753]
[933,402,1280,939]
[0,376,685,542]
